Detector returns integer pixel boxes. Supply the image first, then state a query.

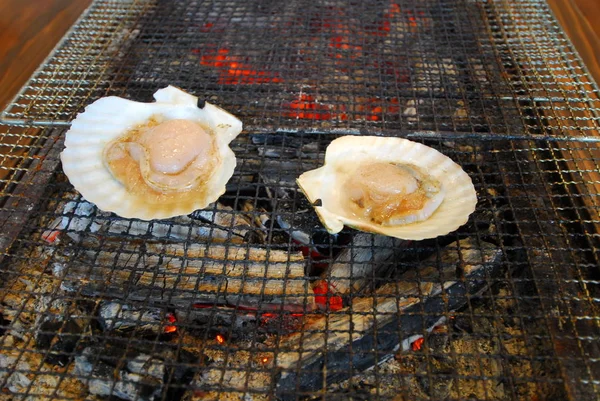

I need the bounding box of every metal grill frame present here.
[1,1,600,401]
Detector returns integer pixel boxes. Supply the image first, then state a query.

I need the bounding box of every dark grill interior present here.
[1,0,599,400]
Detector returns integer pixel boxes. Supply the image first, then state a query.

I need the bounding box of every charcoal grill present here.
[1,0,599,400]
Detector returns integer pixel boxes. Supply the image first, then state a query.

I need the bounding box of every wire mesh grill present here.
[1,0,600,139]
[2,126,599,400]
[1,0,600,400]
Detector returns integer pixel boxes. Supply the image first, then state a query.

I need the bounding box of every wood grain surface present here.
[0,0,91,111]
[544,0,600,228]
[547,0,600,86]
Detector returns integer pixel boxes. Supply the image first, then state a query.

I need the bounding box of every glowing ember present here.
[260,312,305,324]
[166,313,176,323]
[215,334,226,344]
[411,337,425,351]
[327,24,363,60]
[192,303,213,309]
[41,230,60,243]
[198,48,282,85]
[407,15,417,27]
[163,313,177,334]
[284,93,338,121]
[298,244,326,260]
[284,92,401,122]
[367,2,402,36]
[261,357,269,364]
[200,22,214,32]
[313,281,343,311]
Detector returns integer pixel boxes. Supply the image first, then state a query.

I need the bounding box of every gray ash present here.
[74,343,198,401]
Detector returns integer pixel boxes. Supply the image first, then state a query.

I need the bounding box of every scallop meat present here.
[296,136,477,240]
[60,86,243,220]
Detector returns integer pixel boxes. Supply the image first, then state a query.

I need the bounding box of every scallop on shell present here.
[60,86,242,220]
[296,136,477,240]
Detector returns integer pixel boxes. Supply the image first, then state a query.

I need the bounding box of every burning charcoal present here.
[74,344,197,401]
[55,240,314,312]
[105,216,192,240]
[74,343,198,400]
[36,319,82,367]
[274,238,503,398]
[322,233,410,296]
[99,301,172,337]
[2,318,27,343]
[41,199,99,242]
[180,306,259,339]
[196,363,271,396]
[127,354,165,380]
[426,324,450,351]
[188,202,262,243]
[392,238,504,299]
[41,196,258,245]
[257,144,322,160]
[182,303,304,339]
[75,347,164,401]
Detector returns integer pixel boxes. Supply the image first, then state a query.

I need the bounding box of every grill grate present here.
[2,0,600,139]
[1,0,600,400]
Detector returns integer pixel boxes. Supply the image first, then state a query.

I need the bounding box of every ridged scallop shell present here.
[297,136,477,240]
[60,86,243,220]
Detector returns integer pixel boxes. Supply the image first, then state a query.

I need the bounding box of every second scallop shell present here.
[296,136,477,240]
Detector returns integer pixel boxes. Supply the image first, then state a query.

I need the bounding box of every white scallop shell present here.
[60,86,243,220]
[297,136,477,240]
